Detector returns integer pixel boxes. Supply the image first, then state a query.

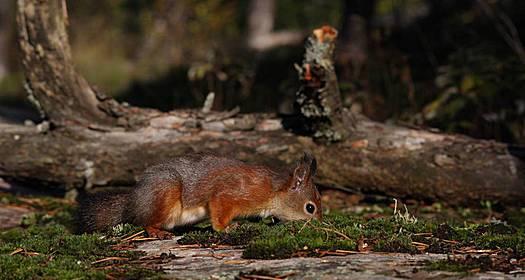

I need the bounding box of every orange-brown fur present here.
[145,183,182,238]
[205,166,274,230]
[78,153,321,238]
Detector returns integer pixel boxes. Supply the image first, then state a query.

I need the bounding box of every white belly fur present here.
[163,206,208,230]
[259,209,272,218]
[180,206,208,225]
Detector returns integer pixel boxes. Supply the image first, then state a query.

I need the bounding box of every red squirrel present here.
[79,153,322,239]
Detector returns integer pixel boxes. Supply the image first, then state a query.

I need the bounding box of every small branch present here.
[91,257,129,265]
[313,225,352,240]
[201,92,215,114]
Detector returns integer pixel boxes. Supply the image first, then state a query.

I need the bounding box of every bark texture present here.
[1,118,523,206]
[133,240,514,279]
[16,0,118,126]
[1,0,523,207]
[294,26,352,142]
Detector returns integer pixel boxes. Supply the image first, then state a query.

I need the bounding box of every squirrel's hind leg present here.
[140,181,183,239]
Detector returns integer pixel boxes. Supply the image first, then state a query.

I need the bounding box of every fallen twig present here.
[313,226,351,240]
[9,248,24,255]
[9,248,39,256]
[411,241,430,251]
[121,230,145,241]
[91,257,129,265]
[130,237,158,242]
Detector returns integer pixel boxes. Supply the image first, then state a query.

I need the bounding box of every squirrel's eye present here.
[305,203,316,214]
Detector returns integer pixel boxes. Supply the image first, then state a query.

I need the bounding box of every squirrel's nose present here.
[316,209,323,221]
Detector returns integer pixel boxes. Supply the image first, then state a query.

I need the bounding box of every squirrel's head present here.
[273,152,322,222]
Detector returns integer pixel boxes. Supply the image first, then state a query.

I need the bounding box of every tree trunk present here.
[1,0,523,207]
[16,0,118,127]
[0,1,12,79]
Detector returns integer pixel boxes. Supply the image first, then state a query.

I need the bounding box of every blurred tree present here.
[0,1,12,80]
[337,0,376,80]
[246,0,304,51]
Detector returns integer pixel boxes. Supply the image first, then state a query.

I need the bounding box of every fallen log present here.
[1,115,523,206]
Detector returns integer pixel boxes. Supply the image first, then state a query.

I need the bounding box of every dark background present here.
[1,0,524,144]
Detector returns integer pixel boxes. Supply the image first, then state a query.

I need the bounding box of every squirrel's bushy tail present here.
[77,190,131,233]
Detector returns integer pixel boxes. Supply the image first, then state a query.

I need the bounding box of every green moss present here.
[244,235,299,259]
[108,223,145,238]
[0,254,161,280]
[0,255,106,280]
[427,221,524,258]
[2,193,524,276]
[373,235,418,254]
[0,195,162,279]
[22,210,76,232]
[179,223,267,246]
[425,259,478,274]
[424,254,520,274]
[178,211,525,261]
[0,223,155,279]
[474,234,525,258]
[179,215,433,259]
[504,208,525,230]
[0,193,23,205]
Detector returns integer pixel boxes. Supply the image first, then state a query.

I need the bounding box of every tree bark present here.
[294,26,351,142]
[1,0,523,207]
[16,0,119,127]
[2,116,524,206]
[132,241,507,279]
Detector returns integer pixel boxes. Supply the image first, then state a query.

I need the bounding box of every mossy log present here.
[0,0,524,207]
[134,241,516,279]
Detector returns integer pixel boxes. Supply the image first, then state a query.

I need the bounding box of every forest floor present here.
[0,189,523,279]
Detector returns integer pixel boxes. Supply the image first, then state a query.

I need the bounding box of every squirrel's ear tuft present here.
[291,152,317,190]
[302,152,317,177]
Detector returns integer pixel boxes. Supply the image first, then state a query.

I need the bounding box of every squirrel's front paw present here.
[145,226,174,240]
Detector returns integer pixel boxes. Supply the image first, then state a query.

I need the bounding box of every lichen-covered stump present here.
[294,26,352,142]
